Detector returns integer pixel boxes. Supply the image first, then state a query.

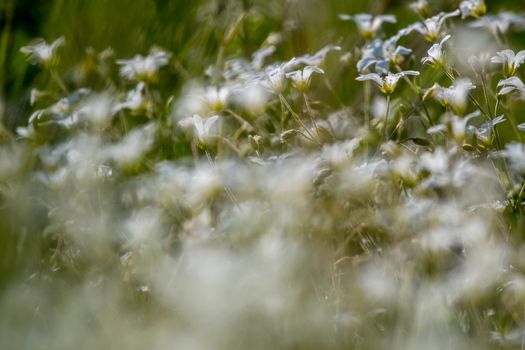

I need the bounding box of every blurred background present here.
[2,0,525,132]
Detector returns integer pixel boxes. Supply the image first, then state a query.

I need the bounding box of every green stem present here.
[50,69,68,94]
[279,93,319,144]
[303,92,322,140]
[385,94,391,141]
[496,96,523,142]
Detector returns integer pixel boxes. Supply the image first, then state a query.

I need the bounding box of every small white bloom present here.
[491,49,525,77]
[264,64,287,94]
[234,83,270,116]
[117,48,171,82]
[204,86,230,112]
[357,38,412,74]
[498,142,525,173]
[497,76,525,98]
[412,11,460,42]
[20,37,65,68]
[292,45,342,68]
[409,0,431,18]
[424,79,476,115]
[428,111,481,144]
[466,115,506,145]
[105,123,157,167]
[179,114,220,145]
[469,12,525,35]
[113,83,148,113]
[356,70,419,95]
[339,13,396,40]
[286,66,324,92]
[459,0,487,19]
[422,34,451,68]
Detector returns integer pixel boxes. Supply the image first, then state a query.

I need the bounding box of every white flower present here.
[498,142,525,173]
[423,79,476,115]
[339,13,396,40]
[292,45,342,69]
[117,48,171,82]
[427,111,481,144]
[20,37,65,68]
[466,115,506,145]
[491,49,525,77]
[234,83,270,116]
[459,0,487,19]
[357,38,412,74]
[113,83,148,113]
[412,11,460,42]
[179,114,220,145]
[356,70,419,95]
[286,66,324,92]
[469,12,525,35]
[497,76,525,98]
[204,86,230,112]
[409,0,431,18]
[264,64,287,94]
[422,34,451,68]
[105,123,157,167]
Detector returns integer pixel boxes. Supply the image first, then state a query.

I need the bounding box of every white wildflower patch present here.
[5,1,525,349]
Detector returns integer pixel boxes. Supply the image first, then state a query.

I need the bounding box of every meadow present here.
[2,0,525,348]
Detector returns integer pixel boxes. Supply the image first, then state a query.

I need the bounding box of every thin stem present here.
[496,95,523,142]
[479,71,492,115]
[364,80,371,130]
[204,148,239,207]
[279,93,319,144]
[385,94,391,141]
[395,64,432,127]
[303,92,322,139]
[50,69,68,94]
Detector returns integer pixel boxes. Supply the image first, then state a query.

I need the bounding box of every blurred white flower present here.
[469,12,525,35]
[291,45,342,68]
[409,0,431,18]
[75,93,114,129]
[466,115,506,146]
[264,64,287,94]
[499,142,525,173]
[356,70,419,95]
[497,76,525,97]
[179,114,220,145]
[234,83,270,115]
[412,11,460,42]
[459,0,487,19]
[491,49,525,77]
[427,111,481,144]
[339,13,396,40]
[117,48,171,82]
[204,86,230,112]
[423,79,475,115]
[113,82,149,113]
[357,38,412,74]
[105,123,157,167]
[20,37,65,68]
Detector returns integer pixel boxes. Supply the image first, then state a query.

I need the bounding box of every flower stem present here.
[496,96,523,142]
[279,93,319,144]
[50,69,68,94]
[385,94,391,141]
[303,92,322,140]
